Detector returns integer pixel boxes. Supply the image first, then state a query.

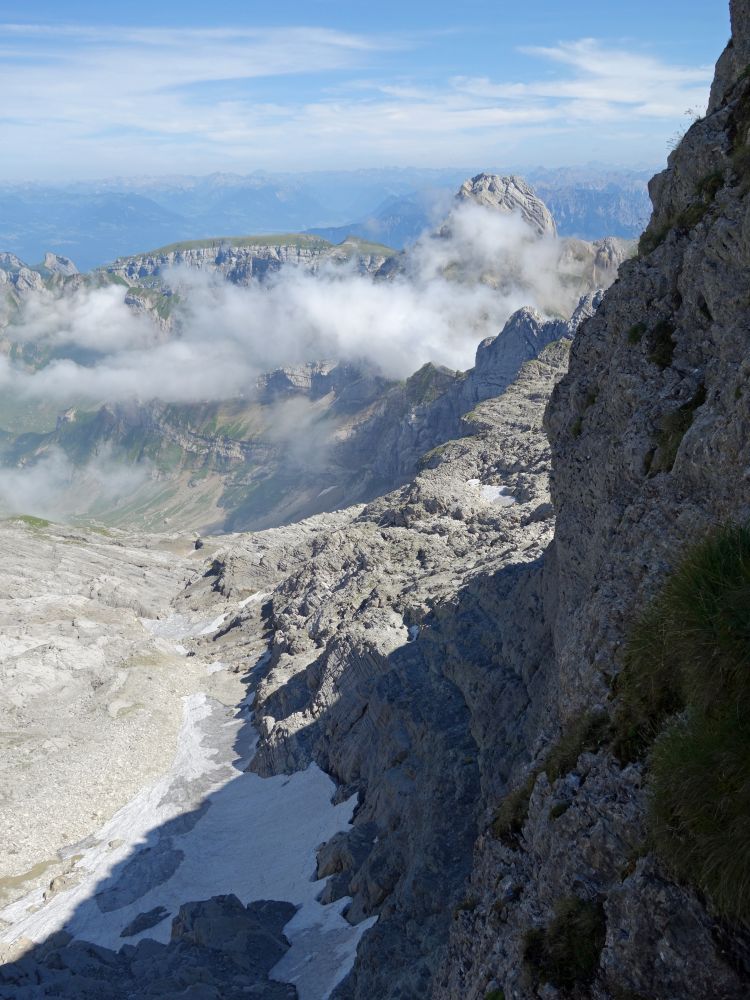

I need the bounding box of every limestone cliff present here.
[436,3,750,998]
[105,235,396,287]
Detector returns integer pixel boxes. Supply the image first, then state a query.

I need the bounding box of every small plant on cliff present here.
[627,322,647,344]
[14,513,51,530]
[613,523,750,921]
[490,712,609,844]
[523,896,606,989]
[648,384,707,475]
[647,319,677,369]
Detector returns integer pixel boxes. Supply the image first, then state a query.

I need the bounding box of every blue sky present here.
[0,1,730,180]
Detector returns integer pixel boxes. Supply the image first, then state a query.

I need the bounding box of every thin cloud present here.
[0,27,713,177]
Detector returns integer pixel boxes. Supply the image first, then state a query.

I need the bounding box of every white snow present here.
[0,691,376,999]
[198,613,227,636]
[141,611,226,641]
[238,591,272,609]
[466,479,516,507]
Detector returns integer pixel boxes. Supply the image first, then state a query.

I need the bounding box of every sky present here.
[0,1,731,180]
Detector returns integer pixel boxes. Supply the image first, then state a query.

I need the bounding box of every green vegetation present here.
[545,712,610,781]
[571,388,599,438]
[638,191,717,256]
[612,524,750,922]
[647,319,676,369]
[626,322,647,344]
[523,896,606,989]
[549,802,571,820]
[418,442,451,469]
[333,235,398,257]
[490,712,608,844]
[695,171,724,201]
[404,363,456,406]
[135,233,336,257]
[491,773,538,844]
[648,384,706,475]
[484,991,505,1000]
[638,222,673,256]
[13,514,51,529]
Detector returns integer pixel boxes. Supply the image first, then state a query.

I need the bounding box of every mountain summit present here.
[456,173,558,237]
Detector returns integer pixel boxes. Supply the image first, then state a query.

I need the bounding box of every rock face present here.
[105,236,396,287]
[42,252,78,276]
[432,4,750,998]
[1,895,298,999]
[456,174,558,237]
[192,340,570,998]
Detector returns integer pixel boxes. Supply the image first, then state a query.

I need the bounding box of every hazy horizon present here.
[0,1,727,182]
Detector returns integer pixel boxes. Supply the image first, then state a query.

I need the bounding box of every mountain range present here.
[0,166,651,270]
[2,9,748,991]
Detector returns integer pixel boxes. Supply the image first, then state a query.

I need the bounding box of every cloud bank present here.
[1,203,584,405]
[0,447,151,520]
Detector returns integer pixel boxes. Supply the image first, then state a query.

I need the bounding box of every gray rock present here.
[42,252,78,276]
[456,174,558,237]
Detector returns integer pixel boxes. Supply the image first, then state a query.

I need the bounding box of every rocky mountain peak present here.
[456,173,557,237]
[42,252,78,276]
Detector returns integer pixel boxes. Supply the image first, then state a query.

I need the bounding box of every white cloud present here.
[0,25,713,177]
[0,446,151,519]
[1,201,589,405]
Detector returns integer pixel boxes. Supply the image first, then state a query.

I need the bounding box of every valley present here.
[1,4,749,996]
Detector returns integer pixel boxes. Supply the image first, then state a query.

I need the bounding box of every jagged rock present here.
[42,252,78,276]
[0,252,25,272]
[433,3,750,997]
[0,895,298,999]
[456,174,557,237]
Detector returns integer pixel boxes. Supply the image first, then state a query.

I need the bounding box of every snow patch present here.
[0,691,373,999]
[466,479,516,507]
[141,611,227,641]
[238,591,272,609]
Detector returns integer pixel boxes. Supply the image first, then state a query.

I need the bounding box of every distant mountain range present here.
[0,167,652,270]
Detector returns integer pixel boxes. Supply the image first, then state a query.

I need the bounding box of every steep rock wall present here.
[436,4,750,998]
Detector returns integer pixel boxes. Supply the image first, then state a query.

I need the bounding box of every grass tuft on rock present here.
[523,896,606,989]
[491,773,536,845]
[650,710,750,922]
[649,384,707,475]
[627,322,647,344]
[613,523,750,921]
[647,319,676,369]
[491,712,609,844]
[13,513,51,530]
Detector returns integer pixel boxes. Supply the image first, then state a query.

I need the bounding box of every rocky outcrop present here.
[42,252,78,276]
[433,4,750,998]
[1,895,298,999]
[456,174,557,237]
[105,237,396,287]
[192,340,572,998]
